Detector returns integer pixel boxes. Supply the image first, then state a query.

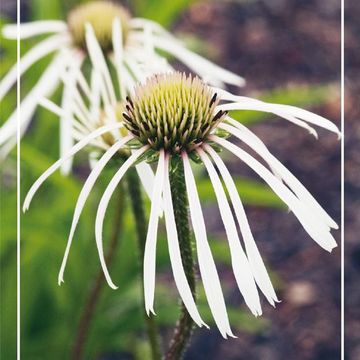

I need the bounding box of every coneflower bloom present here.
[23,72,340,338]
[0,0,244,165]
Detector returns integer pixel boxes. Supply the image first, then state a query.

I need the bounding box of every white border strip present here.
[341,0,345,358]
[17,0,21,358]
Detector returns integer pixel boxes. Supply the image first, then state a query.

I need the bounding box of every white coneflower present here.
[23,72,339,337]
[0,1,244,166]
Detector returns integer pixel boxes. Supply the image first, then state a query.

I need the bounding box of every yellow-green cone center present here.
[123,72,227,153]
[67,1,130,52]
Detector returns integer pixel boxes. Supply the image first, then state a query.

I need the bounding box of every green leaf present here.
[132,0,198,27]
[31,0,64,20]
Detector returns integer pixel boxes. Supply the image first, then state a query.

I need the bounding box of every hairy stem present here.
[71,186,126,360]
[165,157,196,360]
[127,168,162,360]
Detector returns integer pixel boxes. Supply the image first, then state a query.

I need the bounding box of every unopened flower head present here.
[68,1,129,51]
[123,73,226,153]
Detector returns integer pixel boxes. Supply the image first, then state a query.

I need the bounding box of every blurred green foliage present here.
[0,0,335,359]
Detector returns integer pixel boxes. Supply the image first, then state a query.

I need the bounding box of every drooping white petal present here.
[0,137,16,160]
[38,97,63,117]
[182,152,234,338]
[58,135,133,285]
[144,150,165,314]
[143,22,154,55]
[123,55,146,82]
[85,23,116,105]
[112,18,126,99]
[211,136,338,252]
[0,33,70,101]
[130,18,172,38]
[73,90,93,125]
[75,67,92,100]
[109,54,137,96]
[23,123,124,211]
[126,46,173,77]
[72,99,93,132]
[0,53,66,148]
[96,76,121,142]
[197,148,262,316]
[95,146,149,289]
[217,97,340,136]
[2,21,67,39]
[221,121,338,230]
[163,154,207,328]
[135,162,156,201]
[59,53,84,175]
[89,69,101,123]
[205,144,279,306]
[39,98,90,144]
[151,36,245,87]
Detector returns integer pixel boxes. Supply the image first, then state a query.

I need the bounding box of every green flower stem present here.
[165,157,196,360]
[126,168,162,360]
[71,186,126,360]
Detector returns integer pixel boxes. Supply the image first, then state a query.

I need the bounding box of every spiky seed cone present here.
[67,1,130,52]
[123,72,227,154]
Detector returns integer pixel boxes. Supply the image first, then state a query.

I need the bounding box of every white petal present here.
[211,136,338,252]
[72,96,93,131]
[144,150,165,314]
[112,18,126,99]
[205,144,279,306]
[213,88,319,137]
[2,21,67,39]
[0,33,70,101]
[217,97,340,136]
[130,18,171,37]
[197,148,262,316]
[182,152,234,338]
[58,135,133,285]
[75,68,92,100]
[0,53,65,149]
[163,154,207,328]
[38,97,63,117]
[89,69,101,123]
[152,36,245,87]
[0,137,16,160]
[23,123,124,211]
[135,161,155,201]
[222,120,338,230]
[85,23,117,105]
[59,54,84,175]
[123,55,146,82]
[95,146,149,289]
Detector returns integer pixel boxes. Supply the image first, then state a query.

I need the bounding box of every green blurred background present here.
[0,0,344,359]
